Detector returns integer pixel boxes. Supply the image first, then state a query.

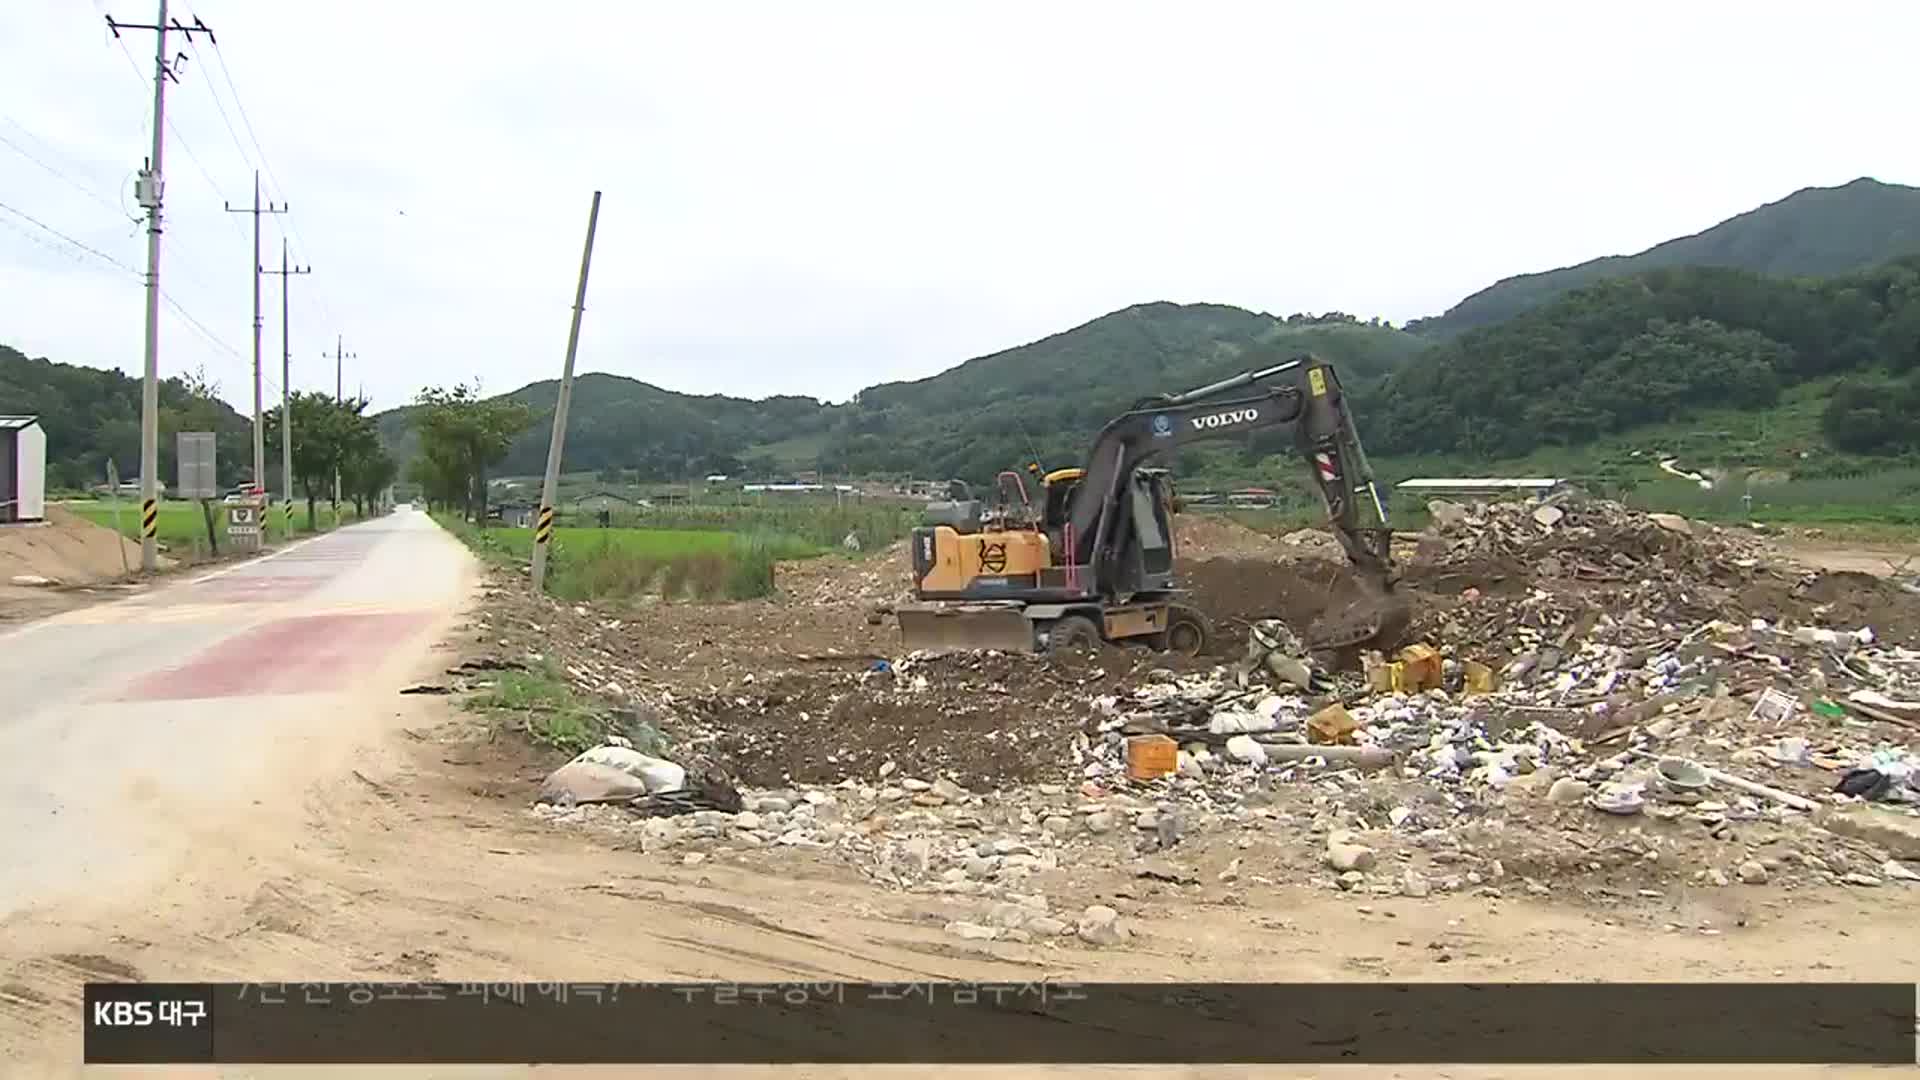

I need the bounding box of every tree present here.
[265,392,379,528]
[342,443,399,518]
[408,381,534,524]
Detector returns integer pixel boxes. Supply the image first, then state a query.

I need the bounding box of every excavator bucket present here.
[894,603,1037,654]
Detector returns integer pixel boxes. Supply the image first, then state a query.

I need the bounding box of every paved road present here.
[0,507,473,919]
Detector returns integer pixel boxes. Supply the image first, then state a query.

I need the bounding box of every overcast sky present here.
[4,1,1916,415]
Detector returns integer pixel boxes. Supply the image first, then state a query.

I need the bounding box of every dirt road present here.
[2,512,1916,1077]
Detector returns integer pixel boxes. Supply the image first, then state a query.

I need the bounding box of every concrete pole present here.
[279,239,293,533]
[137,0,170,572]
[531,190,603,593]
[248,173,264,493]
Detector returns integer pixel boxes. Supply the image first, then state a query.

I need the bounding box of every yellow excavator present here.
[894,354,1407,656]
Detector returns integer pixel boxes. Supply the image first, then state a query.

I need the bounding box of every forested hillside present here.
[374,305,1425,482]
[1411,178,1920,337]
[1370,256,1920,458]
[0,346,252,490]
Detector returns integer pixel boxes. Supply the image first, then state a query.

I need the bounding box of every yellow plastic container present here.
[1126,735,1178,781]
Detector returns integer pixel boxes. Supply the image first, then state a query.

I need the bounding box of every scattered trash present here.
[1125,735,1178,780]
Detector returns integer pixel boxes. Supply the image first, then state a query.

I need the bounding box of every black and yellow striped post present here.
[283,499,295,537]
[534,505,555,545]
[140,498,158,541]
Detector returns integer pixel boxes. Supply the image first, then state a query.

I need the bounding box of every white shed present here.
[0,416,47,523]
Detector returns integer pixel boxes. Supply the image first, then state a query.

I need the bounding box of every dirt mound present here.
[678,651,1139,788]
[1181,556,1364,654]
[0,505,147,584]
[1173,514,1294,560]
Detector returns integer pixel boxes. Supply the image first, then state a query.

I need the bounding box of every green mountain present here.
[0,345,253,491]
[1371,256,1920,460]
[376,305,1427,484]
[1410,178,1920,338]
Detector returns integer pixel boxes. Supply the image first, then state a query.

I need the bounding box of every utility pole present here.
[531,190,604,594]
[325,334,355,514]
[225,171,287,496]
[107,3,215,571]
[263,238,309,535]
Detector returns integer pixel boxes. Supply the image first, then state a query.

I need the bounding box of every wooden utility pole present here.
[531,191,604,593]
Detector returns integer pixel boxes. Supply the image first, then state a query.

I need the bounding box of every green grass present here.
[465,663,607,756]
[61,498,355,561]
[436,514,822,601]
[585,502,918,552]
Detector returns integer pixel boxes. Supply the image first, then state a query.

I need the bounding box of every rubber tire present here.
[1046,614,1103,654]
[1163,611,1208,657]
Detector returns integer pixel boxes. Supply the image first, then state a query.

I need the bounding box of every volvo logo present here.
[1150,414,1173,438]
[1191,407,1259,430]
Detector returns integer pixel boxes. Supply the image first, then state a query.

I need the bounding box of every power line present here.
[182,36,252,173]
[0,197,278,393]
[204,37,338,328]
[0,120,130,219]
[0,197,139,274]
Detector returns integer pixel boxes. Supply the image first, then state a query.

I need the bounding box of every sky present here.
[3,1,1918,417]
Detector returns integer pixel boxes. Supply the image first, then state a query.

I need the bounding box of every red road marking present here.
[111,611,432,701]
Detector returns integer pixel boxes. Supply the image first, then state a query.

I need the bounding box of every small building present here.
[491,501,536,528]
[0,416,47,524]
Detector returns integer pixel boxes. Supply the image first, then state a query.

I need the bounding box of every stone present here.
[1547,778,1592,805]
[1075,905,1130,947]
[1883,861,1920,883]
[986,902,1034,928]
[1427,500,1471,530]
[911,793,946,807]
[755,796,793,814]
[1043,816,1075,838]
[1026,915,1070,936]
[1737,860,1769,885]
[901,837,933,871]
[932,777,969,803]
[1327,842,1377,873]
[1647,513,1692,535]
[1337,870,1366,890]
[681,852,708,867]
[944,921,1000,941]
[1085,811,1118,835]
[1400,869,1431,898]
[733,811,763,830]
[963,855,997,880]
[1218,858,1243,883]
[878,761,898,778]
[1817,805,1920,860]
[1532,504,1565,529]
[992,838,1029,856]
[1706,868,1730,887]
[900,778,932,792]
[1842,872,1883,888]
[1134,809,1161,831]
[878,787,907,802]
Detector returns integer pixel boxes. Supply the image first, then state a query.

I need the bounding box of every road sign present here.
[176,432,217,500]
[226,500,263,547]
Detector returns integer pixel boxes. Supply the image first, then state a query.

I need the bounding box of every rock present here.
[755,796,793,814]
[878,786,907,802]
[901,837,932,872]
[1706,868,1730,887]
[1225,735,1269,766]
[1218,858,1243,883]
[963,855,997,880]
[911,793,946,807]
[572,745,686,794]
[932,777,969,803]
[944,921,1000,942]
[1075,905,1130,947]
[1817,805,1920,860]
[1327,843,1377,873]
[1400,869,1431,898]
[878,761,898,778]
[986,902,1034,928]
[900,778,932,792]
[1085,811,1118,835]
[536,761,649,806]
[1043,816,1075,838]
[1547,778,1592,805]
[1134,809,1161,831]
[1737,860,1769,885]
[1337,870,1366,890]
[991,838,1028,856]
[9,574,56,587]
[681,852,707,866]
[1532,504,1565,529]
[733,811,763,830]
[1884,861,1920,883]
[1647,513,1692,536]
[1026,915,1070,936]
[1842,872,1883,888]
[1427,500,1471,530]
